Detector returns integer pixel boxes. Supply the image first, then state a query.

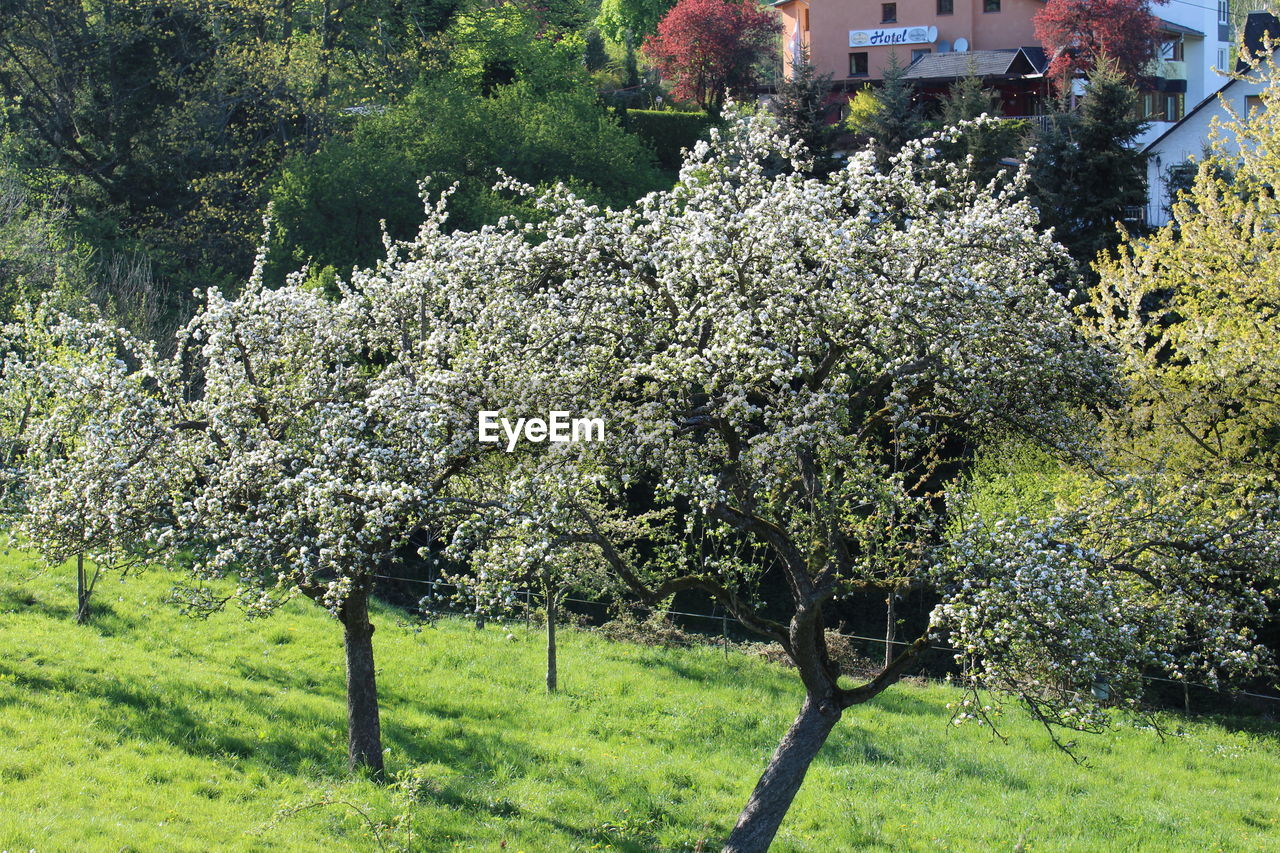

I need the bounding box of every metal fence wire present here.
[372,573,1280,707]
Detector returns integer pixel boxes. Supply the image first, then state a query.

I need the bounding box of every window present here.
[1218,0,1229,25]
[850,52,869,76]
[911,48,932,63]
[1159,38,1184,62]
[1164,93,1185,121]
[882,2,897,22]
[984,0,1000,11]
[1141,92,1183,121]
[1246,94,1266,116]
[1218,48,1229,70]
[938,0,953,13]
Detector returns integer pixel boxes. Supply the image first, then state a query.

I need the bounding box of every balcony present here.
[1147,59,1188,82]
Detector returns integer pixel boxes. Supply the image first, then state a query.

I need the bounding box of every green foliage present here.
[937,108,1032,186]
[443,3,589,95]
[1029,58,1149,268]
[864,53,923,164]
[1091,56,1280,489]
[843,85,882,141]
[1,558,1278,851]
[623,108,717,170]
[597,0,678,42]
[0,0,596,326]
[0,154,85,320]
[0,2,310,258]
[942,69,999,126]
[770,47,838,175]
[269,80,664,277]
[951,440,1088,529]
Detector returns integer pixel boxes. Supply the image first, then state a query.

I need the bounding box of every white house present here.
[1131,0,1238,150]
[1142,11,1279,227]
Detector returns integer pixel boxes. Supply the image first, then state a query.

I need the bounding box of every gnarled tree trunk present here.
[722,694,842,853]
[339,586,384,777]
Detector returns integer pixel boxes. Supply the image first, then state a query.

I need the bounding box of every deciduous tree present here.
[1035,0,1168,82]
[416,113,1277,851]
[3,205,518,775]
[1091,55,1280,486]
[641,0,777,114]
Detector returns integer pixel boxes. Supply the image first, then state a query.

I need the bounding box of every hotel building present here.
[773,0,1236,135]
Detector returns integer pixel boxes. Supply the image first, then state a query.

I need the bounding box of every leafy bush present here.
[842,86,881,142]
[268,80,665,279]
[624,109,716,170]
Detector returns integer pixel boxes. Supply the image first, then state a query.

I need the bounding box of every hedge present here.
[623,109,718,171]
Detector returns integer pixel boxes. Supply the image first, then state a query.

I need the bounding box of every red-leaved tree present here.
[642,0,778,114]
[1035,0,1168,82]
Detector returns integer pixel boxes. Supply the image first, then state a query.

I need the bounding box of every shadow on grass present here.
[4,645,680,851]
[1199,712,1280,744]
[0,583,75,620]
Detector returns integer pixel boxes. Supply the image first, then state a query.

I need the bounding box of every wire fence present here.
[372,572,1280,708]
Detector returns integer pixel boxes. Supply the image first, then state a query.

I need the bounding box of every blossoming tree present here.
[436,115,1277,851]
[8,106,1276,847]
[4,203,529,775]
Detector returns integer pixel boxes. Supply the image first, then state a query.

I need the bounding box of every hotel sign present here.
[849,26,938,47]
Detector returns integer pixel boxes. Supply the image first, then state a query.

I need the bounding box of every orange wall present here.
[777,0,1044,81]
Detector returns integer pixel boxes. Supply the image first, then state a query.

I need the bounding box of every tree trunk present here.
[339,587,384,777]
[546,588,558,693]
[722,695,841,853]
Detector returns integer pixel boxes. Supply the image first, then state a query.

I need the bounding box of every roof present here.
[1238,11,1280,71]
[902,47,1048,81]
[1156,18,1205,38]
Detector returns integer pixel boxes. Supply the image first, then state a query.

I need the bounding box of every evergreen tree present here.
[938,65,1031,183]
[866,53,923,164]
[771,45,837,175]
[942,66,998,126]
[1030,56,1148,269]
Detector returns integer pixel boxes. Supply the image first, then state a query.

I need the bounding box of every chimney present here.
[1236,11,1280,72]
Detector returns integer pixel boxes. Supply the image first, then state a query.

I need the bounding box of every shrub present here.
[624,109,717,170]
[268,80,665,280]
[843,86,881,142]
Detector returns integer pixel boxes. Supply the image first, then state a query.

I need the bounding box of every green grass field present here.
[1,554,1278,853]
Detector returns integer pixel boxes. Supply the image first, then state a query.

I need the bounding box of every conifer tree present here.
[939,64,1030,182]
[942,66,998,126]
[1030,56,1148,268]
[771,45,838,174]
[866,53,923,163]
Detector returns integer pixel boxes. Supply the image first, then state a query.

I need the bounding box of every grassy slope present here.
[1,555,1278,853]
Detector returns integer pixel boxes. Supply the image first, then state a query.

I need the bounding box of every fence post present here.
[884,591,896,668]
[75,553,88,624]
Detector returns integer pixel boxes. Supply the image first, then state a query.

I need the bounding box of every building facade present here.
[1143,12,1280,227]
[773,0,1234,129]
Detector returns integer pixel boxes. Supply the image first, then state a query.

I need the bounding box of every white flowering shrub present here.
[0,304,183,568]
